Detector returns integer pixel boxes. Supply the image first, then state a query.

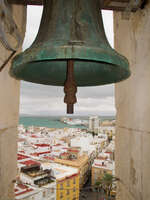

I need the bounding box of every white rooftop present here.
[41,162,79,181]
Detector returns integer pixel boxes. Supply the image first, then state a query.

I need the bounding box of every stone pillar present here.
[114,2,150,200]
[0,4,26,200]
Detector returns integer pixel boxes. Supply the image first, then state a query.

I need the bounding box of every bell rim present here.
[11,44,130,71]
[10,54,131,87]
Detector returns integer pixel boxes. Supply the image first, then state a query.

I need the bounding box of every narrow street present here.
[80,190,106,200]
[79,173,105,200]
[79,174,115,200]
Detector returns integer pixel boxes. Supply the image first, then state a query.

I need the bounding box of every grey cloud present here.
[22,6,43,50]
[21,81,114,99]
[77,85,114,98]
[21,81,64,98]
[20,96,116,116]
[20,83,115,116]
[102,10,114,47]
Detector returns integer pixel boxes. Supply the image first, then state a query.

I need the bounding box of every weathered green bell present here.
[10,0,130,113]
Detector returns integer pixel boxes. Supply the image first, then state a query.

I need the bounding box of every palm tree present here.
[101,173,114,197]
[95,173,119,199]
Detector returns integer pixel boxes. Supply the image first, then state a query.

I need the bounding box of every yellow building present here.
[57,173,79,200]
[91,159,114,186]
[41,162,80,200]
[55,155,89,188]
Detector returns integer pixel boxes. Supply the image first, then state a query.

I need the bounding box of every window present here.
[51,188,54,193]
[47,190,50,197]
[73,187,76,193]
[60,183,63,190]
[43,191,46,197]
[73,195,76,200]
[67,189,70,195]
[73,178,76,184]
[67,180,70,187]
[60,192,63,199]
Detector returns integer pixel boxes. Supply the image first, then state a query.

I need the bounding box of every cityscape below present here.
[15,115,116,200]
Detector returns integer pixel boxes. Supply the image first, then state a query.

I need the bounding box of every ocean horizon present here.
[19,115,115,128]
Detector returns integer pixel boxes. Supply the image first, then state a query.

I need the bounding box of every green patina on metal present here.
[10,0,130,86]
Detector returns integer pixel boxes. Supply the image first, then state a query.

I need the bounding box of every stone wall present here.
[0,4,26,200]
[114,2,150,200]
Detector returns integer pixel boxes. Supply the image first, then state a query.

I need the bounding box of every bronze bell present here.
[10,0,130,114]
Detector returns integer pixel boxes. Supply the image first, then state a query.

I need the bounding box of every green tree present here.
[101,173,114,197]
[95,173,119,199]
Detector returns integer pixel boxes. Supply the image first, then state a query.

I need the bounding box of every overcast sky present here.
[20,6,115,116]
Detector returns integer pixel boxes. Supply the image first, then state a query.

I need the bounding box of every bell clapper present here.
[64,60,77,114]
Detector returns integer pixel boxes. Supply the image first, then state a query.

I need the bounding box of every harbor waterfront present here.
[16,115,116,200]
[19,115,115,129]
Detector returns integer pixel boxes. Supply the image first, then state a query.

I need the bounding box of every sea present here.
[19,115,115,129]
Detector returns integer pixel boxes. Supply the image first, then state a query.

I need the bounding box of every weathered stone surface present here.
[0,127,17,200]
[142,133,150,200]
[114,2,150,200]
[115,128,143,200]
[115,2,150,132]
[0,64,20,130]
[0,4,26,200]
